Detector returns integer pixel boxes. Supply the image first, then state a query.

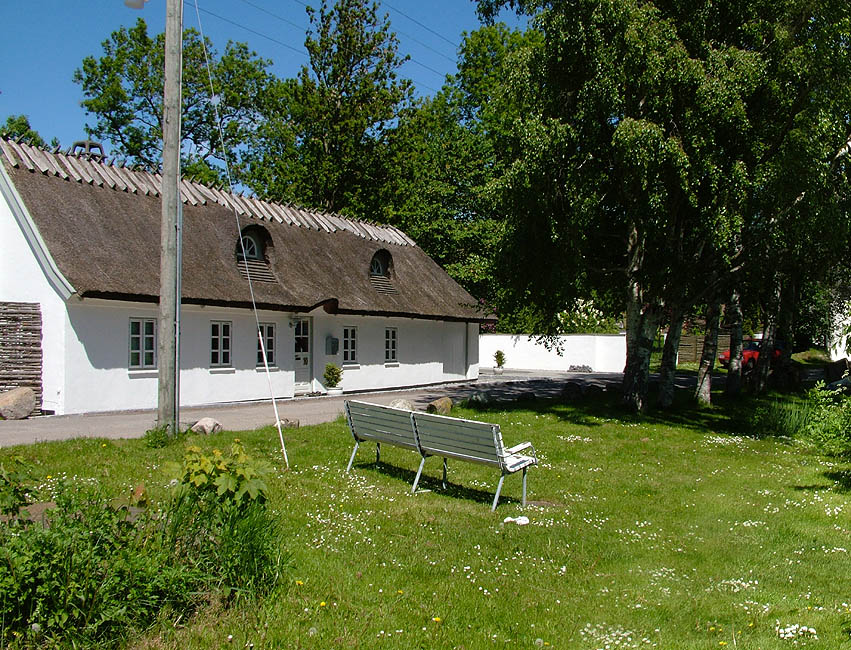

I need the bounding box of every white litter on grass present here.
[503,516,530,526]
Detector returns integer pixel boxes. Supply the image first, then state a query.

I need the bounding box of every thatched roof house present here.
[0,139,485,415]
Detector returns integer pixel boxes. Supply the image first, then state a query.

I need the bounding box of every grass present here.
[3,393,851,649]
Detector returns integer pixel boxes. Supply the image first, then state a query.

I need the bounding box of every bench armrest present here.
[505,441,535,459]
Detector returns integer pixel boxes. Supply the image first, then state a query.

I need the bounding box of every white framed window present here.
[384,327,397,363]
[343,327,357,364]
[257,322,275,367]
[211,321,232,367]
[239,233,262,260]
[129,318,156,369]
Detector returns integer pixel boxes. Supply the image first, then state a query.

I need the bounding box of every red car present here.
[718,340,783,372]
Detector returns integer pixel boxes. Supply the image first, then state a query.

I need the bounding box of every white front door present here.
[293,318,312,393]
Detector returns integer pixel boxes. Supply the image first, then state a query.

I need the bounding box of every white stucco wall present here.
[58,299,480,414]
[0,171,69,414]
[479,333,626,373]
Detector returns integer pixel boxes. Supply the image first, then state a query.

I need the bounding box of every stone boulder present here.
[190,417,223,435]
[426,396,453,415]
[388,398,415,411]
[466,391,491,407]
[0,387,36,420]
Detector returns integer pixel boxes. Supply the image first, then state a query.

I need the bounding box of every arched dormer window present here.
[369,249,396,294]
[236,226,276,282]
[240,233,262,260]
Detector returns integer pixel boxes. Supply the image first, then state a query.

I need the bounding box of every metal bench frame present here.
[344,400,537,511]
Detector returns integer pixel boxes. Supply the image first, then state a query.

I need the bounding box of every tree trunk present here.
[755,279,781,393]
[657,308,684,409]
[694,300,721,406]
[622,291,662,413]
[725,289,744,397]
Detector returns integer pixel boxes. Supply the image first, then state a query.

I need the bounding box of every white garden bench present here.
[344,400,538,511]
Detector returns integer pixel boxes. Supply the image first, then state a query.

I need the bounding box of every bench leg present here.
[522,467,528,506]
[412,457,426,494]
[442,458,448,489]
[376,442,381,465]
[492,474,506,511]
[346,442,359,473]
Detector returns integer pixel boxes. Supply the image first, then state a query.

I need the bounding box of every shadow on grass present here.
[350,459,528,509]
[823,470,851,494]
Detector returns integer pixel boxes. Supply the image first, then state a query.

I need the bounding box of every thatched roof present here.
[1,139,487,322]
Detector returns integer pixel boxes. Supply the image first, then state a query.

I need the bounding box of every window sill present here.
[210,367,235,374]
[342,363,360,370]
[384,362,399,368]
[128,369,157,378]
[256,366,280,372]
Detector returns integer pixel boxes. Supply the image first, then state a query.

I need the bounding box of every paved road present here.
[0,370,624,447]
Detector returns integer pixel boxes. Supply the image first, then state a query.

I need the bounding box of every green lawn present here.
[3,394,851,649]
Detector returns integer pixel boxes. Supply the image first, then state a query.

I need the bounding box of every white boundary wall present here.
[830,310,850,361]
[479,333,626,373]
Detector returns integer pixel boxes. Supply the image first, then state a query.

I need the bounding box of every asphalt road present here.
[0,370,624,447]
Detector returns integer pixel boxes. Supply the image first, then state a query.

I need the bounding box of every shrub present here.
[0,456,30,518]
[799,382,851,456]
[750,399,812,439]
[494,349,506,368]
[0,483,198,648]
[324,363,342,388]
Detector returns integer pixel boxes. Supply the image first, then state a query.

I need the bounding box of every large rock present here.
[190,417,222,435]
[388,398,415,411]
[426,396,453,415]
[0,387,36,420]
[466,391,492,407]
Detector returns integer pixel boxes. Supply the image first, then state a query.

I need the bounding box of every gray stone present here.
[276,418,300,429]
[426,396,453,415]
[388,398,415,411]
[0,387,36,420]
[561,382,584,401]
[190,417,223,435]
[515,391,537,403]
[467,391,491,406]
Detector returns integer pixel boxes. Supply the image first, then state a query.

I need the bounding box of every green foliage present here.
[0,484,198,648]
[798,382,851,456]
[0,456,30,518]
[1,114,49,148]
[73,18,275,176]
[177,441,269,508]
[493,349,506,368]
[323,363,343,388]
[143,424,179,449]
[240,0,413,213]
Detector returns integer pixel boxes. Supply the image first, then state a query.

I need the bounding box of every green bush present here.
[0,443,283,647]
[0,483,198,648]
[0,456,30,518]
[323,363,342,388]
[799,382,851,456]
[750,399,812,439]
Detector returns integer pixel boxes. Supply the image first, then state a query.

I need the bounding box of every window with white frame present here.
[343,327,357,364]
[384,327,397,363]
[129,318,156,369]
[257,323,275,367]
[210,321,232,367]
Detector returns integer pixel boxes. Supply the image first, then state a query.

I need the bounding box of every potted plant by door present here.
[494,350,506,375]
[324,363,343,395]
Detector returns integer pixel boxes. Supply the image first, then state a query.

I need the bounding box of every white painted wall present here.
[479,333,626,373]
[313,313,478,392]
[57,299,480,414]
[0,174,68,414]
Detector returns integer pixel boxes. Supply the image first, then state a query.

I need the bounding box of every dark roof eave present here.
[76,291,490,323]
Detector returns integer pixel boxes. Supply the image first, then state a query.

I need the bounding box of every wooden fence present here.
[0,302,42,413]
[677,334,731,364]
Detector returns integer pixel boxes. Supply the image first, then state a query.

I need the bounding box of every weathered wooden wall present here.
[678,334,731,364]
[0,302,42,413]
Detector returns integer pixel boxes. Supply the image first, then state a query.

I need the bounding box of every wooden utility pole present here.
[157,0,183,431]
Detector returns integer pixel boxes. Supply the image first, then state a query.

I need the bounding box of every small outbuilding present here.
[0,139,485,415]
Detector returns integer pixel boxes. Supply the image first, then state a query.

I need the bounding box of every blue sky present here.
[0,0,524,151]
